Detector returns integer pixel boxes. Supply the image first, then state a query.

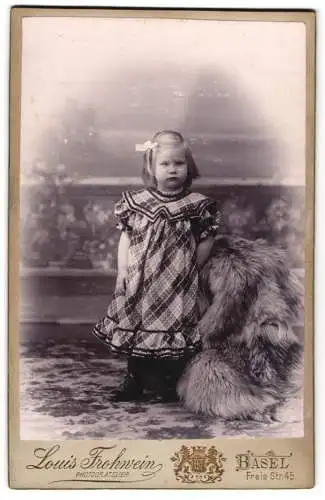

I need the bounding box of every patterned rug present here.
[20,331,303,440]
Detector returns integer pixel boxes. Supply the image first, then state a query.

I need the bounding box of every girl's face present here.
[153,146,188,192]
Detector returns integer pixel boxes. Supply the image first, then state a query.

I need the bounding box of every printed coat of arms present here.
[170,445,225,483]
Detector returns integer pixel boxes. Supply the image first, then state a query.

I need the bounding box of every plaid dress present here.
[93,188,222,360]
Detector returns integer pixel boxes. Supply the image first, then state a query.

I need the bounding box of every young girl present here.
[92,130,223,402]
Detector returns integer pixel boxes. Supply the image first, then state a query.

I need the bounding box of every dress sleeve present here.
[198,202,224,242]
[114,195,134,233]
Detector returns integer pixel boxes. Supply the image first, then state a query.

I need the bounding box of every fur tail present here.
[177,350,279,419]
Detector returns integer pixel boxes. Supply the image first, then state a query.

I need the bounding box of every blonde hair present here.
[142,130,200,189]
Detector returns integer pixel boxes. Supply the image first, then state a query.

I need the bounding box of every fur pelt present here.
[177,235,303,421]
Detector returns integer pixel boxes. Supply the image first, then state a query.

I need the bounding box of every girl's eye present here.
[159,161,185,167]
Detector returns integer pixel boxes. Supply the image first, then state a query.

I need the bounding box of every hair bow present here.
[135,140,158,152]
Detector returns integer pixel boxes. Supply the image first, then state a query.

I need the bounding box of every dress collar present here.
[149,187,189,202]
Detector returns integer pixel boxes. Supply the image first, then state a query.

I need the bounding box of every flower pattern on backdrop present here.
[21,164,304,270]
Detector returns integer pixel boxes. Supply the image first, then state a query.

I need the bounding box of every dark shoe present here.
[110,376,144,402]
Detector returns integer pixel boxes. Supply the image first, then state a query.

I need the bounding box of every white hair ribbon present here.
[135,140,158,152]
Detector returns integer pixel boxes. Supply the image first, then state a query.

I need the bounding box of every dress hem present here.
[97,314,197,334]
[92,326,202,360]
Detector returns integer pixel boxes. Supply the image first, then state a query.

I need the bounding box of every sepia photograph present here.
[17,13,307,445]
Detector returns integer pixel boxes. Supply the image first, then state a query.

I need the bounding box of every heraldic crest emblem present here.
[171,445,225,483]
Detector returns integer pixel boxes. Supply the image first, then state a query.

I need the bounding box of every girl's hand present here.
[116,232,130,292]
[197,236,215,269]
[116,273,127,292]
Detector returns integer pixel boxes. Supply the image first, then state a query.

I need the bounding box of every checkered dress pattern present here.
[93,188,222,359]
